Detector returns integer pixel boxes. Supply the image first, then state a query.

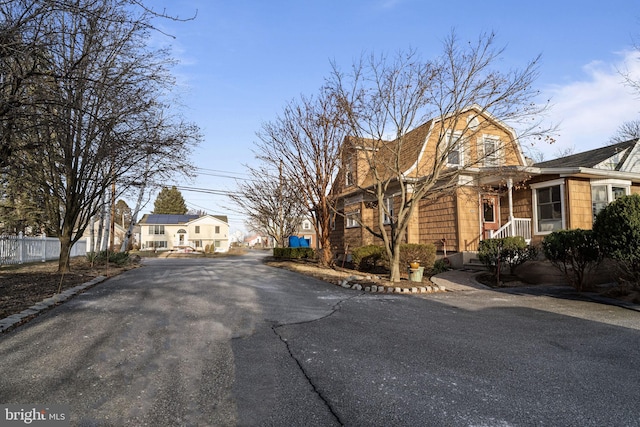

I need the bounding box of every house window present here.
[195,226,200,234]
[346,211,360,228]
[446,131,464,167]
[302,220,311,230]
[149,225,164,235]
[532,180,565,234]
[214,240,221,248]
[345,155,354,187]
[215,226,220,234]
[591,180,630,219]
[146,241,167,249]
[483,136,500,167]
[383,197,394,224]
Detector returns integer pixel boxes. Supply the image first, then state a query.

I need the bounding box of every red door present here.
[482,195,500,239]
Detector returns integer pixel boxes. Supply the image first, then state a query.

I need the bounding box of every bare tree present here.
[230,165,307,248]
[329,31,550,281]
[610,120,640,144]
[612,33,640,144]
[255,90,345,265]
[1,0,200,272]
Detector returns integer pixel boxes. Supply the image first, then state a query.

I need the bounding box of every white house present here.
[138,214,230,252]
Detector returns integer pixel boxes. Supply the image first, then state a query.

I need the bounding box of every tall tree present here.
[114,200,132,227]
[255,89,345,265]
[0,0,200,271]
[229,165,307,248]
[153,186,188,215]
[329,32,550,281]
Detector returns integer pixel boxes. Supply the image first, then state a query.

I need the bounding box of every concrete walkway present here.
[431,268,490,291]
[432,268,640,312]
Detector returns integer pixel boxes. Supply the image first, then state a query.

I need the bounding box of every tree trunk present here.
[58,234,72,273]
[389,247,402,282]
[95,197,105,253]
[101,197,111,252]
[121,180,147,252]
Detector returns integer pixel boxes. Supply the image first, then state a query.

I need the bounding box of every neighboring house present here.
[138,214,230,252]
[244,234,266,247]
[329,102,640,267]
[510,139,640,244]
[294,217,318,248]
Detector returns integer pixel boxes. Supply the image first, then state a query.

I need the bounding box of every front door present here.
[482,195,500,239]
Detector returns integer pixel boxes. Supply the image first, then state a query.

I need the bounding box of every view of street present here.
[1,252,639,426]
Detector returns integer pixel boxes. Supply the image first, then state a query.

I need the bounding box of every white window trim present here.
[446,131,464,167]
[482,135,501,167]
[346,211,360,228]
[383,197,393,224]
[531,179,566,236]
[344,155,354,187]
[590,179,631,220]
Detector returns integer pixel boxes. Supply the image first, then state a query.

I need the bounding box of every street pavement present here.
[1,252,639,426]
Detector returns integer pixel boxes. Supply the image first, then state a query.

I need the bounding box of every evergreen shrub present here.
[542,229,601,291]
[593,194,640,285]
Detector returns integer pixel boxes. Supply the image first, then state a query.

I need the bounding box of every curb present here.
[0,276,108,333]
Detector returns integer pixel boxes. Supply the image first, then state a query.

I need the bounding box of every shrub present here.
[88,250,131,266]
[593,194,640,285]
[351,245,387,272]
[542,229,601,291]
[273,247,315,259]
[430,258,450,275]
[399,243,436,270]
[501,236,536,273]
[478,238,503,275]
[478,237,533,279]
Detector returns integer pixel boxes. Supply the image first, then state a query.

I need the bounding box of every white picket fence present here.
[0,233,87,265]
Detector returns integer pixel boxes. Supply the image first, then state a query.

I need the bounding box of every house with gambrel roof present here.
[328,102,640,267]
[329,105,529,266]
[138,214,230,252]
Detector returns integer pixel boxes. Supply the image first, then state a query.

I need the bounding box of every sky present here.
[141,0,640,236]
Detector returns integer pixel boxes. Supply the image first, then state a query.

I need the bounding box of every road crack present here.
[270,294,360,426]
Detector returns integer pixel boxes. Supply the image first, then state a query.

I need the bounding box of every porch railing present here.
[489,218,532,243]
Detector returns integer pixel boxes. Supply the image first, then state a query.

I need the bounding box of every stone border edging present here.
[0,276,108,333]
[337,275,445,294]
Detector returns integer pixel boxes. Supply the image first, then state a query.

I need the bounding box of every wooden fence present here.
[0,233,87,265]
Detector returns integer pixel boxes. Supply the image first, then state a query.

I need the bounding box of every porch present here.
[488,218,532,243]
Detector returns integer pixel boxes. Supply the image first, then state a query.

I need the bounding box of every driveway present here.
[1,252,639,426]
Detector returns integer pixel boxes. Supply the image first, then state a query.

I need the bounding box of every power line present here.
[170,185,239,197]
[194,167,251,181]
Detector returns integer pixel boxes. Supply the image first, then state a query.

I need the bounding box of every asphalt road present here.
[1,251,639,426]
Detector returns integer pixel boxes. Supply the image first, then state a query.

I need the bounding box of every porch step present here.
[463,258,486,270]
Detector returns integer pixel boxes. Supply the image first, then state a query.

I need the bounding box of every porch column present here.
[507,178,514,221]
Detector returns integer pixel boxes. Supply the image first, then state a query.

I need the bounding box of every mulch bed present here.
[0,258,134,320]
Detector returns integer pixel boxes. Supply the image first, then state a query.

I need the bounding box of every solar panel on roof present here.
[144,214,199,224]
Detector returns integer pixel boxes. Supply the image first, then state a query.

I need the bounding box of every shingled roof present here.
[138,214,228,225]
[534,139,637,169]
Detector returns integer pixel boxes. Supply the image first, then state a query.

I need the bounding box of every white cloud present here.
[537,50,640,160]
